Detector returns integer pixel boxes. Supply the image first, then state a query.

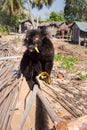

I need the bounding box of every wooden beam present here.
[36,77,87,130]
[68,115,87,130]
[0,55,22,60]
[17,85,38,130]
[36,77,68,130]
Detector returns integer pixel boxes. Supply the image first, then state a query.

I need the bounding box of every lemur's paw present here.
[13,69,21,79]
[38,72,51,84]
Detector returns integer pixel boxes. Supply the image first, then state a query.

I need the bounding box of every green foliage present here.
[47,11,65,22]
[31,0,55,10]
[77,72,87,80]
[54,54,79,72]
[54,54,87,80]
[1,0,25,15]
[11,14,20,26]
[64,0,87,22]
[0,0,26,27]
[0,10,27,27]
[0,25,11,35]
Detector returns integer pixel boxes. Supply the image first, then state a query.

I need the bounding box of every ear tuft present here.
[23,37,28,46]
[40,27,49,37]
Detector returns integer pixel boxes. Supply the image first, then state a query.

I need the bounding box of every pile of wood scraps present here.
[1,39,87,130]
[0,42,23,130]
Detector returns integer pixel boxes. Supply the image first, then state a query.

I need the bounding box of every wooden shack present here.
[19,19,33,33]
[71,21,87,45]
[18,19,70,39]
[38,21,66,37]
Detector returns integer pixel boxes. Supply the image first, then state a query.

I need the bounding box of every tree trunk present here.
[27,0,36,29]
[36,11,39,29]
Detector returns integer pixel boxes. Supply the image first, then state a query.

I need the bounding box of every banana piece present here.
[35,47,40,53]
[38,72,51,84]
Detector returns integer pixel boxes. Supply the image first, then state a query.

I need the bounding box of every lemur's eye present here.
[34,36,39,41]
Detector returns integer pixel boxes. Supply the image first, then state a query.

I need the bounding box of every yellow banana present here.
[35,47,40,53]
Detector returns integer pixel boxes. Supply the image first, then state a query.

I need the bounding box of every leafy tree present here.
[0,0,26,26]
[0,0,25,15]
[47,11,65,22]
[64,0,87,22]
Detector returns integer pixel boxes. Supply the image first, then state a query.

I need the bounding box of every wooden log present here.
[0,78,20,104]
[37,89,60,123]
[36,76,68,130]
[37,89,68,130]
[54,121,68,130]
[37,79,87,130]
[40,82,82,118]
[17,84,38,130]
[6,87,19,130]
[0,55,22,60]
[0,88,14,128]
[2,87,18,130]
[68,115,87,130]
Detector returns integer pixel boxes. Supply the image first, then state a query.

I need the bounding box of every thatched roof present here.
[38,21,66,27]
[19,18,32,24]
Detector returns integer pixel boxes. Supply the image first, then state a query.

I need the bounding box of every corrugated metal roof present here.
[75,21,87,32]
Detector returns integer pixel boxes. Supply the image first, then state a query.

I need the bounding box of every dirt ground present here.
[1,35,87,130]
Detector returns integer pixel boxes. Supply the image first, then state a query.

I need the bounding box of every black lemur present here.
[20,28,54,130]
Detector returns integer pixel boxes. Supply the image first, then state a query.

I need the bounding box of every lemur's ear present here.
[40,27,49,37]
[23,30,32,46]
[23,37,29,46]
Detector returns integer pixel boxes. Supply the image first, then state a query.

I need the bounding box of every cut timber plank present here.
[68,115,87,130]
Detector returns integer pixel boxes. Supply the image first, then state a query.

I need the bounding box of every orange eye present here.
[34,37,39,41]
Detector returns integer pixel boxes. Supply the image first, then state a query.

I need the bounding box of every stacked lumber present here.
[0,42,23,130]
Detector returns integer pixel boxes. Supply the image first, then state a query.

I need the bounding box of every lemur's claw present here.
[38,72,51,84]
[13,69,21,79]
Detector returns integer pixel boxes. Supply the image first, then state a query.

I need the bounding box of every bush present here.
[0,25,11,35]
[54,54,79,72]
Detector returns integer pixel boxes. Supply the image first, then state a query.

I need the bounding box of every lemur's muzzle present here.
[28,44,40,53]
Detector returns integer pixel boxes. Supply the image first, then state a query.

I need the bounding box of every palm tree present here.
[1,0,25,16]
[27,0,55,28]
[31,0,55,10]
[27,0,36,29]
[32,0,55,27]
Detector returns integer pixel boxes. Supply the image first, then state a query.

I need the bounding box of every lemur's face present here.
[24,29,43,53]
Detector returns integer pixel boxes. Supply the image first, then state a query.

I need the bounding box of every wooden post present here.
[78,30,81,45]
[19,24,22,33]
[84,33,86,46]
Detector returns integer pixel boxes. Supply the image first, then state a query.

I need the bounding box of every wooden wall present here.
[71,23,87,45]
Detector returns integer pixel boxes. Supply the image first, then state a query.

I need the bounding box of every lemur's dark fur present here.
[20,29,54,130]
[20,29,54,89]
